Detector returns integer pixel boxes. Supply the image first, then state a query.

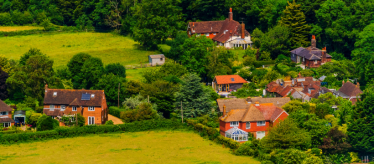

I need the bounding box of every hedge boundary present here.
[0,119,184,145]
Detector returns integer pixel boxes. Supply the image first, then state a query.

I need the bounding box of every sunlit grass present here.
[0,130,259,164]
[126,67,157,81]
[0,26,43,32]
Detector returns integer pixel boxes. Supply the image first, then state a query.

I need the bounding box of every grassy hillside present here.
[0,26,43,32]
[0,130,258,164]
[0,32,160,69]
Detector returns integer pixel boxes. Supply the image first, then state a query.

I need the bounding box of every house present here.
[219,102,288,141]
[14,110,26,125]
[212,75,247,94]
[216,97,290,114]
[149,54,165,66]
[290,35,332,68]
[333,81,363,104]
[43,84,108,125]
[0,100,14,128]
[187,8,252,49]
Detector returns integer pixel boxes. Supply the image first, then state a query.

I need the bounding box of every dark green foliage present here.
[67,53,92,89]
[105,63,126,78]
[167,32,188,62]
[269,149,308,164]
[120,103,159,123]
[232,83,261,98]
[143,61,187,84]
[80,57,104,89]
[206,47,235,80]
[315,103,333,119]
[252,26,291,59]
[19,48,44,65]
[0,67,8,100]
[108,106,125,118]
[94,73,126,106]
[105,120,114,125]
[319,127,351,154]
[316,60,356,80]
[125,80,143,96]
[36,114,59,131]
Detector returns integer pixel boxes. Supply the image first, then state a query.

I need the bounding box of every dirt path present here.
[108,114,123,124]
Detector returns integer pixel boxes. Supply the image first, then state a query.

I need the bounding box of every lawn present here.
[0,32,160,69]
[0,26,43,32]
[126,67,157,81]
[0,130,259,164]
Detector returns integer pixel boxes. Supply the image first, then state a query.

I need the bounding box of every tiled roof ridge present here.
[47,88,104,92]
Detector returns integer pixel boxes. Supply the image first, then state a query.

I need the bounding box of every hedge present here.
[0,119,185,144]
[186,119,240,150]
[108,106,125,118]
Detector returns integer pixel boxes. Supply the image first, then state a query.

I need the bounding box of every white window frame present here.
[91,94,95,98]
[205,33,209,36]
[50,105,55,111]
[71,116,75,122]
[314,60,317,64]
[230,121,239,127]
[72,106,77,111]
[88,116,95,125]
[246,122,251,129]
[51,116,55,119]
[53,92,57,96]
[213,33,216,35]
[88,106,95,111]
[189,31,191,35]
[3,122,10,127]
[61,105,66,111]
[257,121,266,126]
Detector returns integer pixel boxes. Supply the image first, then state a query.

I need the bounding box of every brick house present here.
[219,102,288,141]
[0,100,14,128]
[187,8,252,49]
[332,81,363,104]
[217,97,290,113]
[212,75,247,94]
[43,84,108,125]
[290,35,332,68]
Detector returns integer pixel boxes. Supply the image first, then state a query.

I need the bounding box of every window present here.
[91,94,95,98]
[51,116,55,119]
[213,33,216,35]
[160,58,163,61]
[256,131,266,139]
[72,106,77,111]
[205,33,209,36]
[257,121,266,126]
[189,31,191,35]
[230,121,239,127]
[246,122,250,129]
[50,105,55,111]
[88,117,95,125]
[71,116,75,122]
[61,105,66,111]
[303,58,305,62]
[88,106,95,111]
[314,60,317,64]
[53,92,57,96]
[3,122,10,127]
[0,112,6,115]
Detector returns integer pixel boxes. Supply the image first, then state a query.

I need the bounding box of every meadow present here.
[0,26,43,32]
[0,130,259,164]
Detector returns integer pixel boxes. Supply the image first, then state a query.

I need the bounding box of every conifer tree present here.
[279,0,310,48]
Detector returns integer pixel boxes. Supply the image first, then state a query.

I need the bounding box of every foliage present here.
[67,53,92,89]
[315,60,356,80]
[36,114,59,131]
[206,47,235,80]
[319,126,351,154]
[27,112,41,127]
[167,32,188,62]
[261,118,311,150]
[175,74,214,118]
[108,106,126,118]
[94,73,126,106]
[104,63,126,78]
[270,149,308,164]
[120,102,159,123]
[125,80,143,96]
[0,67,8,100]
[105,120,114,125]
[282,100,310,113]
[231,83,261,98]
[80,57,104,89]
[143,61,187,84]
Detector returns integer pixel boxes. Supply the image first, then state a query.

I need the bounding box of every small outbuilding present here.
[149,54,165,66]
[14,110,26,125]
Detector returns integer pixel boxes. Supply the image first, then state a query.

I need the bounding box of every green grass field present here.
[0,32,160,70]
[126,67,156,81]
[0,26,43,32]
[0,130,258,164]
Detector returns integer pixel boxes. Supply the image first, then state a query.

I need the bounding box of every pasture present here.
[0,32,160,69]
[0,26,43,32]
[0,130,259,164]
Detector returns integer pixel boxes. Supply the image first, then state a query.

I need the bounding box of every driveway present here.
[108,114,124,124]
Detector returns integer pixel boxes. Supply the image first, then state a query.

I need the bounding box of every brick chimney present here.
[342,80,345,86]
[229,8,233,21]
[255,101,260,106]
[356,82,360,88]
[223,105,226,117]
[45,84,48,93]
[311,35,316,49]
[241,22,245,39]
[322,47,326,63]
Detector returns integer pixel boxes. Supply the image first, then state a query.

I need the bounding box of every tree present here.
[175,73,214,118]
[279,0,310,47]
[80,57,104,89]
[125,80,142,97]
[133,0,183,47]
[167,32,188,62]
[261,118,311,150]
[282,100,310,113]
[19,48,44,65]
[105,0,123,31]
[0,67,8,100]
[95,73,126,106]
[347,88,374,154]
[120,102,159,122]
[206,47,234,80]
[67,53,92,89]
[319,126,351,154]
[104,63,126,78]
[36,114,59,131]
[143,61,187,84]
[231,83,261,98]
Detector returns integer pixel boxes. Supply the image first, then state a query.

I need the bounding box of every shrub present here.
[253,60,275,68]
[36,114,58,131]
[302,155,323,164]
[120,102,159,123]
[105,120,114,125]
[108,106,124,118]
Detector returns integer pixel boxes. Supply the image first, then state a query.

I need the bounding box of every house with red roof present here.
[219,102,288,141]
[331,81,363,104]
[43,84,108,125]
[0,100,14,128]
[187,8,252,49]
[212,75,247,93]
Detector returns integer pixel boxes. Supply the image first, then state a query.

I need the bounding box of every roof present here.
[319,75,327,81]
[228,38,253,44]
[338,82,363,97]
[214,75,247,85]
[0,100,13,112]
[217,98,248,113]
[43,109,64,117]
[220,103,287,122]
[212,19,245,43]
[332,90,349,99]
[44,88,105,107]
[225,127,248,135]
[14,110,26,115]
[247,97,291,108]
[149,54,165,59]
[189,21,225,34]
[291,47,332,60]
[279,86,292,97]
[0,117,14,123]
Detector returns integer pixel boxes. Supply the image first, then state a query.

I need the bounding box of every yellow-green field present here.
[0,130,258,164]
[0,26,43,32]
[126,67,156,81]
[0,32,160,69]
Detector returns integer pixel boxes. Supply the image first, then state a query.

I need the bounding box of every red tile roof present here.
[189,21,224,34]
[0,100,12,112]
[214,75,247,85]
[44,88,106,107]
[279,86,292,97]
[338,82,363,97]
[220,103,287,122]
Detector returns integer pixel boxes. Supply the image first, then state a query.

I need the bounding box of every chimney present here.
[342,80,345,86]
[192,22,195,31]
[357,82,360,88]
[45,84,48,92]
[223,105,226,117]
[311,35,316,48]
[322,47,326,63]
[229,8,233,21]
[241,22,245,39]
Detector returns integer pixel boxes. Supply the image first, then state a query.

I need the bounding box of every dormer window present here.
[91,94,95,98]
[53,92,57,96]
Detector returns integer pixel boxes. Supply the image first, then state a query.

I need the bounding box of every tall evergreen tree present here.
[279,0,310,48]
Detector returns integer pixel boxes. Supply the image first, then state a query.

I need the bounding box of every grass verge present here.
[0,26,43,32]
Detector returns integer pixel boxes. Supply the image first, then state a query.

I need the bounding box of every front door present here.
[88,116,95,125]
[256,131,266,139]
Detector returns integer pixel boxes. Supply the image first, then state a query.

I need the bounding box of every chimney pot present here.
[228,8,233,21]
[241,22,245,39]
[45,84,48,92]
[311,35,316,49]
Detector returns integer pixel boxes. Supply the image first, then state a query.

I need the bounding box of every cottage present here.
[14,110,26,125]
[43,84,108,125]
[334,81,363,104]
[149,54,165,66]
[212,75,247,93]
[0,100,14,128]
[290,35,332,68]
[187,8,252,49]
[216,97,290,114]
[220,102,288,141]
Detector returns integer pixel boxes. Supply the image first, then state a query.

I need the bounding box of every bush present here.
[120,102,159,123]
[0,13,12,26]
[105,120,114,125]
[36,114,59,131]
[108,106,124,118]
[254,60,275,68]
